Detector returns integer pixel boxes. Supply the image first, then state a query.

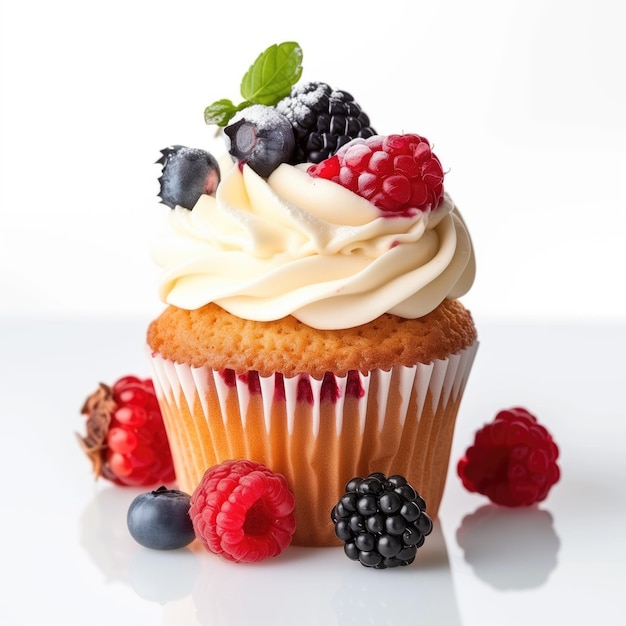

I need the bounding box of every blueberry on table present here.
[127,486,195,550]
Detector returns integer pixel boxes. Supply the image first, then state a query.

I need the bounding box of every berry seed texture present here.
[189,459,296,563]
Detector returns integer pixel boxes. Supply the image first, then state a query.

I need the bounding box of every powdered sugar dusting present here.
[276,81,328,122]
[231,104,286,132]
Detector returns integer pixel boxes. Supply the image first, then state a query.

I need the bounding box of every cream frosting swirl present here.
[152,162,475,329]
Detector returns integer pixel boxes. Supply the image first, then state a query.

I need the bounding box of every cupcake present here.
[147,43,477,546]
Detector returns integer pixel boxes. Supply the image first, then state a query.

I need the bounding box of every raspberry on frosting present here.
[308,133,445,215]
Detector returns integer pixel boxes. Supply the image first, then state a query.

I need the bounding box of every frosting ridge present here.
[152,162,475,329]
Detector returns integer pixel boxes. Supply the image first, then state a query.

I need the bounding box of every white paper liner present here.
[150,344,477,438]
[148,340,478,546]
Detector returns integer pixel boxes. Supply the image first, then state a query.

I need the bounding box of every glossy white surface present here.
[1,316,625,625]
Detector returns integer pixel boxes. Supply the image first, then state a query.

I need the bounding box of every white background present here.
[1,3,626,625]
[1,0,625,322]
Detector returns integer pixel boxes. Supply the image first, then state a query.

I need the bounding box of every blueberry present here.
[127,486,195,550]
[224,105,295,178]
[157,145,220,210]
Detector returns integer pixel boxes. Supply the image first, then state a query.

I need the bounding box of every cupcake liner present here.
[149,341,478,546]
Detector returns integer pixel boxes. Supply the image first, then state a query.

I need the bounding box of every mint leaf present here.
[204,42,303,127]
[240,42,303,106]
[204,99,252,126]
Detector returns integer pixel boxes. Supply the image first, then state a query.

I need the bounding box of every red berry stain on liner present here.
[238,370,261,393]
[219,369,365,403]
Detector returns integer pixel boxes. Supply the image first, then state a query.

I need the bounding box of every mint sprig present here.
[203,99,250,127]
[204,42,303,127]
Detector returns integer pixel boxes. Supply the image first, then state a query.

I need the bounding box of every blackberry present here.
[331,472,433,569]
[276,81,376,164]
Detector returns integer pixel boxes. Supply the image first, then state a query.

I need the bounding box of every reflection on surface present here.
[187,520,460,626]
[81,485,201,605]
[80,485,140,584]
[81,488,461,625]
[456,504,560,590]
[189,547,334,626]
[128,547,201,604]
[331,521,461,626]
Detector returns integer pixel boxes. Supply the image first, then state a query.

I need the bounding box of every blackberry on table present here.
[331,472,433,569]
[276,81,376,164]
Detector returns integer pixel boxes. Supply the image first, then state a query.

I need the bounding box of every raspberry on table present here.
[308,133,445,216]
[189,460,296,563]
[276,81,376,164]
[331,472,433,569]
[77,375,176,487]
[457,407,560,507]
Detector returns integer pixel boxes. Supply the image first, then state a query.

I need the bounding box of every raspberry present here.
[331,472,433,569]
[77,375,176,487]
[189,460,296,563]
[308,133,445,215]
[458,407,560,507]
[276,81,376,164]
